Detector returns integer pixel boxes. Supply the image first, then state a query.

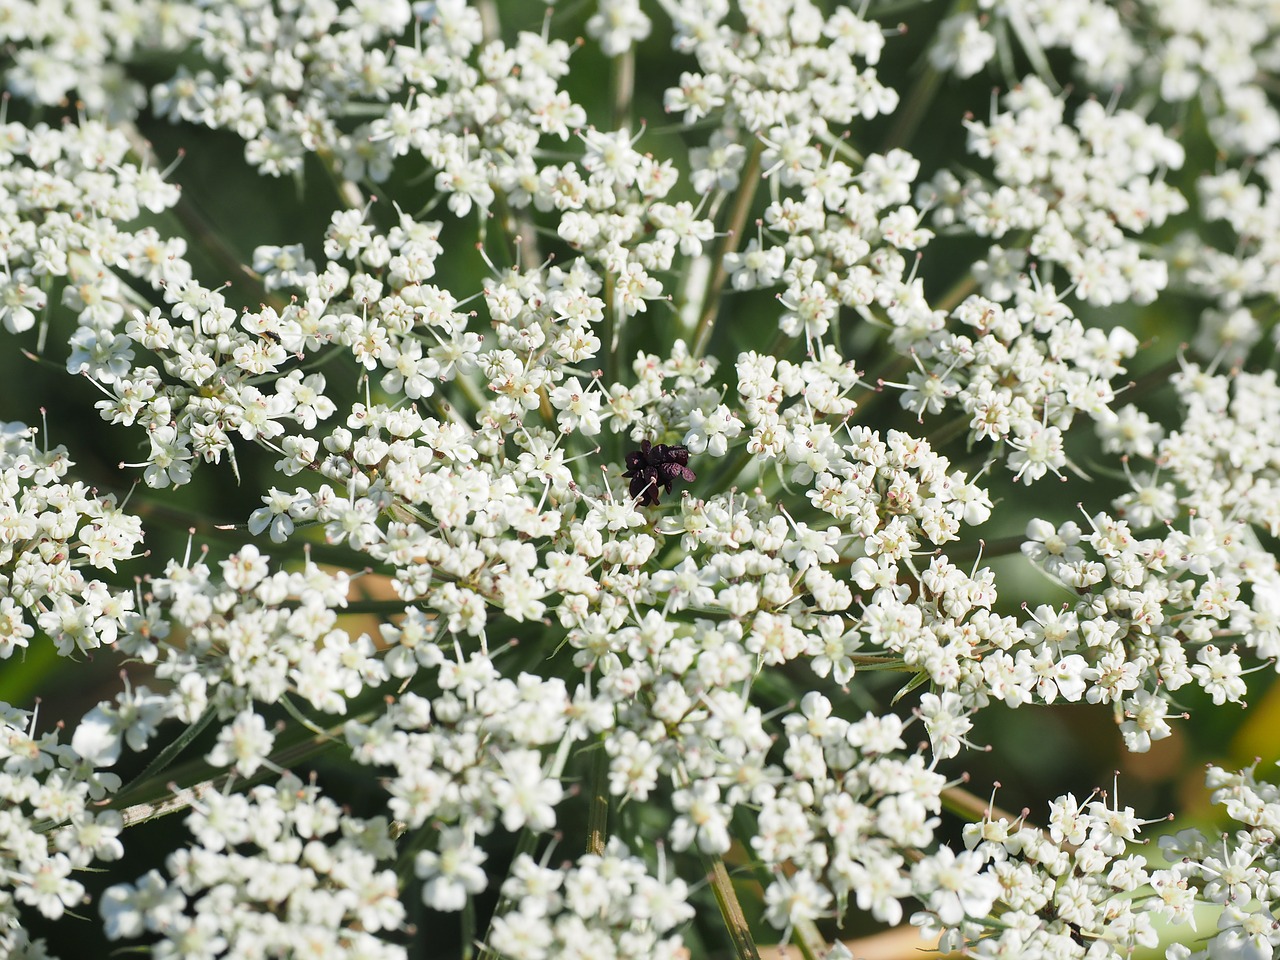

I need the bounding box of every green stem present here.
[494,186,542,270]
[728,808,822,960]
[546,0,592,28]
[104,705,217,808]
[703,853,762,960]
[394,817,444,886]
[20,348,66,374]
[115,780,221,830]
[462,895,477,960]
[477,726,579,959]
[451,370,492,419]
[704,445,757,499]
[792,920,826,960]
[940,783,1021,826]
[855,354,911,425]
[934,272,978,315]
[612,46,636,132]
[881,63,942,154]
[316,147,366,211]
[603,271,618,387]
[586,737,610,856]
[475,829,540,960]
[122,493,377,571]
[850,658,918,673]
[113,717,346,827]
[476,0,500,42]
[693,139,764,359]
[1124,356,1181,402]
[944,532,1028,563]
[867,0,935,16]
[486,189,520,270]
[927,410,974,448]
[279,693,333,738]
[120,123,276,310]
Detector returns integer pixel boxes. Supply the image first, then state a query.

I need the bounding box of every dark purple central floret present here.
[623,440,695,506]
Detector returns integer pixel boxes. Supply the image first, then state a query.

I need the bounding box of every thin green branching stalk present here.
[881,62,943,155]
[111,711,359,823]
[476,726,582,960]
[337,597,431,615]
[934,272,978,315]
[20,347,65,374]
[721,814,822,960]
[925,409,976,448]
[791,921,826,960]
[613,46,636,132]
[121,123,277,309]
[704,445,757,499]
[693,139,764,359]
[703,853,762,960]
[117,779,220,830]
[855,354,911,422]
[1004,4,1059,90]
[1124,356,1182,402]
[586,737,610,856]
[494,186,543,268]
[814,127,865,166]
[941,783,1024,826]
[316,147,366,211]
[603,270,619,387]
[945,532,1029,562]
[394,819,441,887]
[279,693,333,738]
[848,655,915,672]
[462,896,477,960]
[546,0,591,28]
[112,705,217,807]
[867,0,935,16]
[475,0,500,43]
[475,829,539,960]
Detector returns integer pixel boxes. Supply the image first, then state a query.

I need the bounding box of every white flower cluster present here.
[147,0,591,192]
[100,773,405,959]
[343,654,581,907]
[1179,150,1280,366]
[927,787,1167,957]
[929,0,1141,85]
[1018,360,1280,752]
[1,0,1278,957]
[663,0,898,131]
[875,77,1191,484]
[0,0,199,119]
[488,843,692,960]
[0,702,124,950]
[750,693,959,931]
[924,77,1186,309]
[127,544,374,727]
[1138,0,1280,154]
[0,118,184,338]
[1164,763,1280,960]
[928,0,1280,158]
[1011,363,1280,751]
[0,423,142,658]
[930,761,1280,959]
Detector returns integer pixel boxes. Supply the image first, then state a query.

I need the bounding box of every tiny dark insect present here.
[623,440,695,506]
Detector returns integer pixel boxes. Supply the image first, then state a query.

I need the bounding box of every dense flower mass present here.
[1,1,1279,958]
